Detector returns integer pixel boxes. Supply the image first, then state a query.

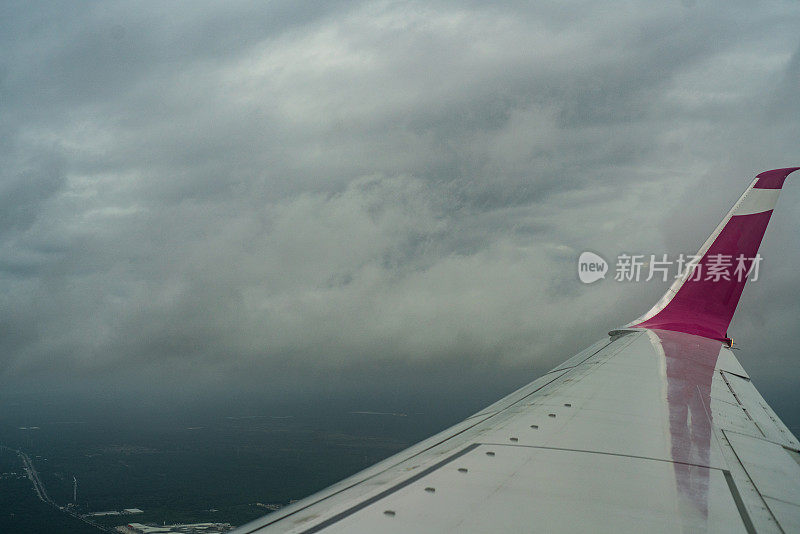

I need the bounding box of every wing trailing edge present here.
[626,167,799,344]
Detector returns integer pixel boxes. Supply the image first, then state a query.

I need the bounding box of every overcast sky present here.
[1,1,799,420]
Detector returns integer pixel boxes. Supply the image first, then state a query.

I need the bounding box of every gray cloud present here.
[1,1,799,420]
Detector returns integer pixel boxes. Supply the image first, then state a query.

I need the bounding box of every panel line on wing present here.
[723,470,758,534]
[297,443,482,534]
[722,429,800,531]
[478,442,726,471]
[720,371,767,438]
[722,429,800,454]
[545,339,615,374]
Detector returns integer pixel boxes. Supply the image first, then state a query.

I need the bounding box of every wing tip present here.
[754,166,800,189]
[624,166,796,342]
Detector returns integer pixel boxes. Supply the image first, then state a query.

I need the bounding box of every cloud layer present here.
[1,1,799,413]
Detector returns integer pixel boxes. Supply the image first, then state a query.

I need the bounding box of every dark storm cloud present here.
[1,1,799,407]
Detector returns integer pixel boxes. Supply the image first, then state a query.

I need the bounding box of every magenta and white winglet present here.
[626,167,799,344]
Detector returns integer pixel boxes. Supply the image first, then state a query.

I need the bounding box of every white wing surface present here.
[234,168,800,533]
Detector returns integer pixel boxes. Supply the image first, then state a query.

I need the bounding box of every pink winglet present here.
[628,167,798,344]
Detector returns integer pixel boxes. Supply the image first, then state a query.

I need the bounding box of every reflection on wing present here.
[651,329,721,520]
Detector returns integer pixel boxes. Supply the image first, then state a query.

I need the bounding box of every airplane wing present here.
[234,167,800,534]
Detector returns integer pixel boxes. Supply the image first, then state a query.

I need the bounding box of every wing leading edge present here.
[234,168,799,533]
